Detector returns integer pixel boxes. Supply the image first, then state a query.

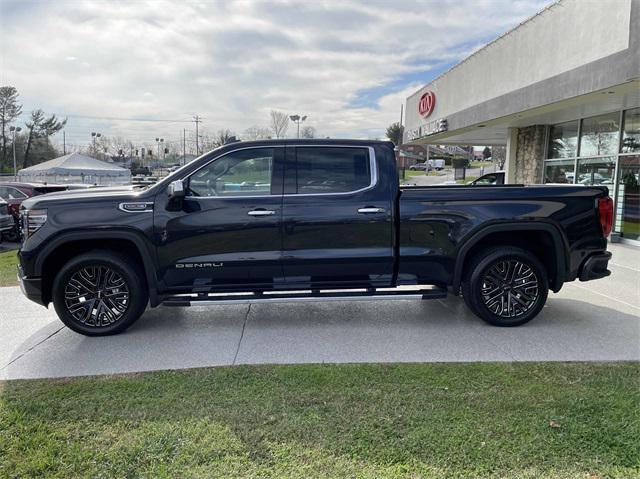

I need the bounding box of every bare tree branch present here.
[270,110,289,139]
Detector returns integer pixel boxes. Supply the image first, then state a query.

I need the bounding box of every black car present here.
[17,139,613,335]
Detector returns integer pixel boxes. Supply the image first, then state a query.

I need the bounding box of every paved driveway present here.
[1,243,638,380]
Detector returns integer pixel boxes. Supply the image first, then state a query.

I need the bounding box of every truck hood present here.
[21,185,148,210]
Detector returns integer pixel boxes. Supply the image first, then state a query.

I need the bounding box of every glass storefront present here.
[615,155,640,241]
[548,120,579,158]
[579,112,620,156]
[621,108,640,153]
[576,156,616,186]
[543,108,640,242]
[543,158,574,183]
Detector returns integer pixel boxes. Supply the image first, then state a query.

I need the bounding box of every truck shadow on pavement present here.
[3,297,639,380]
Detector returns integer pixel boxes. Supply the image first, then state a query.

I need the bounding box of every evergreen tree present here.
[0,86,23,169]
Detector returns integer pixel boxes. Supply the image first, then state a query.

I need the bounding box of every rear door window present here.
[295,147,371,194]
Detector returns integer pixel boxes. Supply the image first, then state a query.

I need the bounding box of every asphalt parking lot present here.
[1,243,638,380]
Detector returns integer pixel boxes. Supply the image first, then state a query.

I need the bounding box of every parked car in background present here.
[429,159,446,170]
[0,197,14,242]
[0,182,69,218]
[0,182,71,241]
[468,171,505,185]
[409,162,431,171]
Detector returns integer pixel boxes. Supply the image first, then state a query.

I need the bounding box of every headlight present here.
[22,209,48,238]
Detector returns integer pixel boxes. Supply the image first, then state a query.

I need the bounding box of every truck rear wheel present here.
[52,250,148,336]
[462,247,548,327]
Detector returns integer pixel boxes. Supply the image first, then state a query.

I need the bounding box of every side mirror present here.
[167,179,185,199]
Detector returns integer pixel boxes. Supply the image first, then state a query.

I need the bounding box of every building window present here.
[621,107,640,153]
[548,120,579,158]
[575,156,616,186]
[615,155,640,240]
[579,112,620,157]
[543,158,574,184]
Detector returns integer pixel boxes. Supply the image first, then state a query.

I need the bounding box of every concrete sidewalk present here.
[1,243,638,380]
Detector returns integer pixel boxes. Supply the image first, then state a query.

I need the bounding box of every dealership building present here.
[404,0,640,243]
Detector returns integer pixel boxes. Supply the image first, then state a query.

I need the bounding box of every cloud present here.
[0,0,550,148]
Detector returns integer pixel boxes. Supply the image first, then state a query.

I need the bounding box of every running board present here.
[161,287,447,307]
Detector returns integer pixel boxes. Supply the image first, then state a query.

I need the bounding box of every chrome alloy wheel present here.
[64,265,130,327]
[480,260,539,318]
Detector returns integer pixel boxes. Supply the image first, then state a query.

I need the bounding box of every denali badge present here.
[176,262,223,268]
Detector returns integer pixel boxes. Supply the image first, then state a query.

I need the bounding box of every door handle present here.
[247,209,276,216]
[357,207,385,214]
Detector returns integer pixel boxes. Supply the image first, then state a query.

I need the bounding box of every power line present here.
[16,112,195,123]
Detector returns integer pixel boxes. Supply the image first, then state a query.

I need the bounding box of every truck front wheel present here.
[462,247,548,327]
[52,250,148,336]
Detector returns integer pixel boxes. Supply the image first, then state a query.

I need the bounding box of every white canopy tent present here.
[18,153,131,186]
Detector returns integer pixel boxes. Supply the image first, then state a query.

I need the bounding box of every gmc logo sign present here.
[418,91,436,118]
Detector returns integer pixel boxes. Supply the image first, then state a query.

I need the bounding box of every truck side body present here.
[16,139,612,335]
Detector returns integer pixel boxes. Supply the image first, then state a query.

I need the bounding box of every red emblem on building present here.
[418,91,436,118]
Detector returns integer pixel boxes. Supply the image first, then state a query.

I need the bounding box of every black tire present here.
[3,226,20,243]
[462,247,548,327]
[52,250,148,336]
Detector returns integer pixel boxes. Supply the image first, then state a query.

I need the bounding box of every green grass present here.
[403,170,428,178]
[0,249,18,287]
[1,363,638,478]
[470,160,493,168]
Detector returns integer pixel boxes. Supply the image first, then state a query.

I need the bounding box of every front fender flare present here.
[34,228,159,307]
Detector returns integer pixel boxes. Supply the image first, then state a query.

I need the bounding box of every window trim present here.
[181,144,378,199]
[288,145,377,197]
[184,146,284,200]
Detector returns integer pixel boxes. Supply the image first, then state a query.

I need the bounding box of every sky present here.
[0,0,550,152]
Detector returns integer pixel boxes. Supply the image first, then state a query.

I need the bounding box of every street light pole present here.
[91,132,101,158]
[289,114,307,138]
[10,126,22,181]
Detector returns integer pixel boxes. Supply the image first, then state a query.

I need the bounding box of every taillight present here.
[598,196,613,237]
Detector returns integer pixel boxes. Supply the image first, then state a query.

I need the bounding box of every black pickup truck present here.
[17,139,613,336]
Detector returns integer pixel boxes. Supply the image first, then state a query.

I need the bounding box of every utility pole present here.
[193,115,201,155]
[183,128,186,165]
[399,104,405,180]
[91,132,101,158]
[10,126,22,181]
[63,130,66,155]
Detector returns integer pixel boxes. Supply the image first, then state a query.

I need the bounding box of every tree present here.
[213,129,237,147]
[270,110,289,139]
[300,126,316,139]
[482,146,492,160]
[23,109,66,168]
[107,135,134,158]
[243,126,271,140]
[385,122,404,145]
[493,146,506,169]
[0,86,23,169]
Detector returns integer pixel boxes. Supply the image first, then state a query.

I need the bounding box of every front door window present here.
[187,148,274,197]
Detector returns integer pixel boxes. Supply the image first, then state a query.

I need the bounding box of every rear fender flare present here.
[452,222,568,294]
